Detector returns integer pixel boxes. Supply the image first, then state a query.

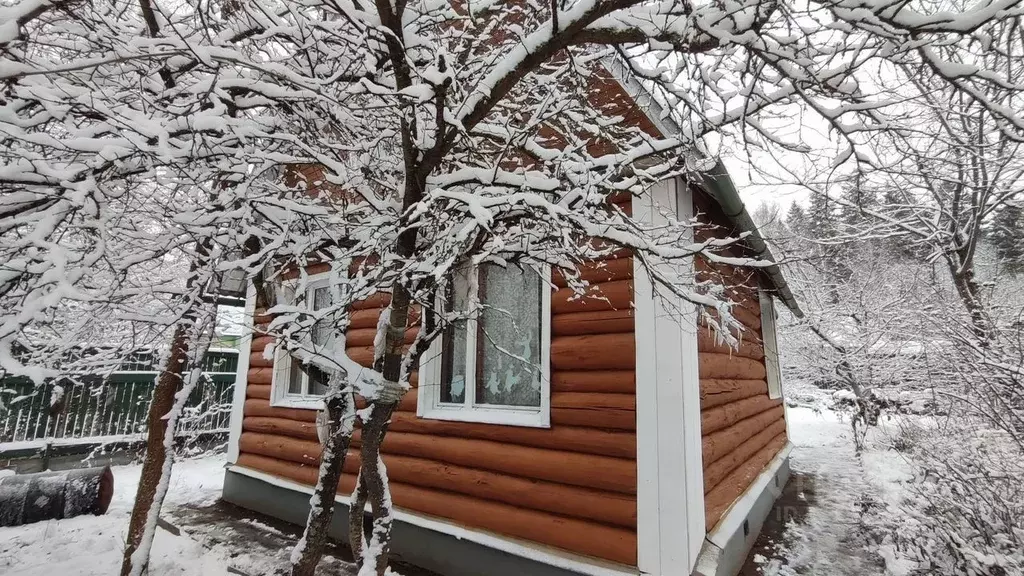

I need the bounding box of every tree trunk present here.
[290,381,356,576]
[119,322,191,576]
[355,401,397,576]
[949,262,991,342]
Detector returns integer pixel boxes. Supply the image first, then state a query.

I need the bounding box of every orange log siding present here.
[693,190,788,531]
[236,249,639,566]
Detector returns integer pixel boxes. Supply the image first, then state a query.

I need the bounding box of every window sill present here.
[270,395,324,410]
[417,406,550,429]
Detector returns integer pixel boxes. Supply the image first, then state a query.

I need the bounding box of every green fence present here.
[0,350,238,445]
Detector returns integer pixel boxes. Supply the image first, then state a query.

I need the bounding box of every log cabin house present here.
[221,61,803,576]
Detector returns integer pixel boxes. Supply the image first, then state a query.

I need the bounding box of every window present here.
[419,264,551,428]
[759,289,783,400]
[270,274,334,409]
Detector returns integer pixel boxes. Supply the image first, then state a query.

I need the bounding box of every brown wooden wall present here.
[236,206,639,567]
[693,190,788,531]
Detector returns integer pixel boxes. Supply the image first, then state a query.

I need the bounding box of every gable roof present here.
[604,57,803,318]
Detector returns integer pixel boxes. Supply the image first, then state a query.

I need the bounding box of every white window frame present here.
[759,288,784,400]
[270,271,334,410]
[417,264,551,428]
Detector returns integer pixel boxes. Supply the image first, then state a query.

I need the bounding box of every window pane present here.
[476,265,542,407]
[308,365,329,396]
[311,286,331,348]
[441,276,469,404]
[288,359,304,394]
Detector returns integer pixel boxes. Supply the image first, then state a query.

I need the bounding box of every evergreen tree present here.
[787,201,807,234]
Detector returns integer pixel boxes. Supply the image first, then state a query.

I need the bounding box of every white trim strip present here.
[227,464,639,576]
[706,442,793,549]
[226,283,256,465]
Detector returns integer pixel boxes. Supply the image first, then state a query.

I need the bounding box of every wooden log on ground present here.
[698,353,766,380]
[702,405,784,467]
[243,416,319,441]
[552,370,635,394]
[700,379,768,410]
[552,309,634,336]
[701,395,782,437]
[0,466,114,527]
[704,433,787,529]
[552,258,633,288]
[551,280,633,315]
[704,419,788,493]
[551,333,635,371]
[386,412,636,459]
[696,330,764,360]
[234,454,637,566]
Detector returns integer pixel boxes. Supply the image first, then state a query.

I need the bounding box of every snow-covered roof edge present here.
[602,56,804,318]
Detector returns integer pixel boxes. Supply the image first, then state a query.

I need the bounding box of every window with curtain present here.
[420,264,551,427]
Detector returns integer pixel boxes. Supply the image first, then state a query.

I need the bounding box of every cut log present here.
[0,466,114,527]
[551,333,635,371]
[704,419,788,493]
[705,433,787,529]
[234,454,636,566]
[551,280,633,315]
[700,379,768,410]
[552,370,635,394]
[701,395,782,436]
[552,309,634,336]
[552,258,634,288]
[698,353,766,380]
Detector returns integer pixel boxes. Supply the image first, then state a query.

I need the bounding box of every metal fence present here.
[0,350,238,445]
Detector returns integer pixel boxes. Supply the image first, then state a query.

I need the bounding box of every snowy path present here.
[752,407,913,576]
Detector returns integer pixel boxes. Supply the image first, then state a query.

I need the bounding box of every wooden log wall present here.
[236,204,640,567]
[693,190,788,531]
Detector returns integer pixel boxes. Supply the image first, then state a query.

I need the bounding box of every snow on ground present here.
[0,455,236,576]
[754,405,916,576]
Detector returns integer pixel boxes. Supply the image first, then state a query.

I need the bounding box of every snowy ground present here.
[750,404,917,576]
[0,455,235,575]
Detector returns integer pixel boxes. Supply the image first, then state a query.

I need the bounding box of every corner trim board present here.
[226,282,256,464]
[226,464,638,576]
[633,179,706,575]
